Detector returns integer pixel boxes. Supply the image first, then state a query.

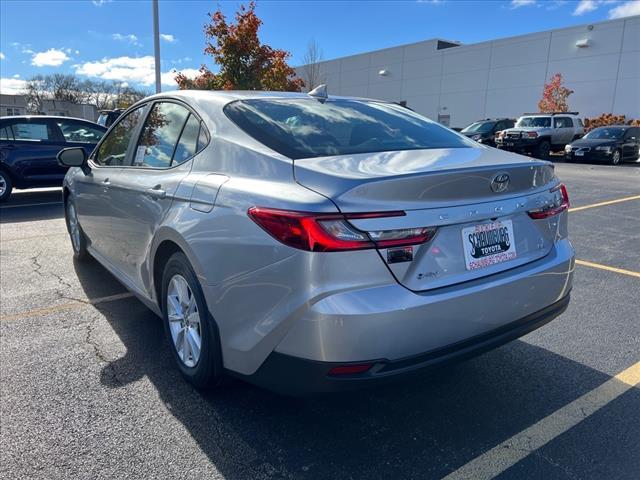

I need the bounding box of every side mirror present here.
[57,147,87,167]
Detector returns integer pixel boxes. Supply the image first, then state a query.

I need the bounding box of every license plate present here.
[462,220,517,271]
[575,151,584,156]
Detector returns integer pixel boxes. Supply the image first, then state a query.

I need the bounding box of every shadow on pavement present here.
[72,257,619,479]
[0,189,64,223]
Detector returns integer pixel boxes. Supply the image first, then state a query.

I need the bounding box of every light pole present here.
[152,0,161,93]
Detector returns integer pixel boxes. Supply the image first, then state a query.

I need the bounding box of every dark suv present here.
[0,116,106,201]
[460,118,515,147]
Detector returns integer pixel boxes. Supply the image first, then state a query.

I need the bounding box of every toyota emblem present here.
[491,173,510,193]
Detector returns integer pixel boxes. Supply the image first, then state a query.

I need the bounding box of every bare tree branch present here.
[302,39,323,91]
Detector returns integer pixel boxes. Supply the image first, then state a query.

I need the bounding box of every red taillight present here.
[328,363,373,376]
[528,183,570,219]
[247,207,437,252]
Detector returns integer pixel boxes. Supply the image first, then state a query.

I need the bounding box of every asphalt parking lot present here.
[1,162,639,480]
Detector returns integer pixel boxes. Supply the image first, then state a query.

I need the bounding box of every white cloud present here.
[0,52,5,60]
[31,48,70,67]
[92,0,112,6]
[609,0,640,18]
[74,55,193,87]
[160,34,176,43]
[510,0,536,8]
[573,0,598,15]
[0,77,28,95]
[112,33,140,46]
[13,74,20,78]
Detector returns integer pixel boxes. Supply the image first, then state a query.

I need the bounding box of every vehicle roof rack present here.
[522,112,579,116]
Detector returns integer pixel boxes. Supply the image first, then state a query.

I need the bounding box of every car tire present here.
[611,149,622,166]
[536,141,551,160]
[0,170,13,202]
[65,198,89,260]
[161,252,223,389]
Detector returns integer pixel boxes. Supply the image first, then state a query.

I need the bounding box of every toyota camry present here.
[58,88,575,394]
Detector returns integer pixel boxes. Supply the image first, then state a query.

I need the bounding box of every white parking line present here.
[442,361,640,480]
[0,201,63,209]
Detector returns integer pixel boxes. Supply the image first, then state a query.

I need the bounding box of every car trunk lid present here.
[294,147,561,291]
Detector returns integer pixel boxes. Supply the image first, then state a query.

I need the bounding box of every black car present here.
[460,118,515,147]
[97,109,124,128]
[0,116,106,201]
[565,126,640,165]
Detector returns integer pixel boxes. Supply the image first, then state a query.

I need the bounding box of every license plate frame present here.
[462,220,517,271]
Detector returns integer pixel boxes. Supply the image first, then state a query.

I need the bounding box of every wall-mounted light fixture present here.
[378,69,389,76]
[575,39,590,48]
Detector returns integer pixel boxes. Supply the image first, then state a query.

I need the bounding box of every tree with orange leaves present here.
[538,73,573,113]
[175,2,304,92]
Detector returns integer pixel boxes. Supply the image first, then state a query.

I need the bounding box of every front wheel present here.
[0,170,13,202]
[536,141,551,160]
[611,149,622,165]
[161,252,223,389]
[65,199,89,260]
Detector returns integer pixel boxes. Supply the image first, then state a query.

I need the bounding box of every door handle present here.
[145,186,166,199]
[102,178,110,185]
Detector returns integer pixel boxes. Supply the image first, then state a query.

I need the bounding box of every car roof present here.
[0,115,101,123]
[143,89,386,104]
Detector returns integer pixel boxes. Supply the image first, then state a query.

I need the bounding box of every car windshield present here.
[224,98,475,160]
[461,121,495,134]
[516,117,551,128]
[584,127,625,140]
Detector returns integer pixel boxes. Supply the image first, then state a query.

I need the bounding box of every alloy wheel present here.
[612,150,621,165]
[167,274,202,368]
[0,174,6,197]
[67,202,81,252]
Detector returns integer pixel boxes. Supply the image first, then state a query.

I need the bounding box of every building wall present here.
[0,94,98,121]
[297,16,640,128]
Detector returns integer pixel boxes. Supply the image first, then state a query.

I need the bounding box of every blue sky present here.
[1,0,639,94]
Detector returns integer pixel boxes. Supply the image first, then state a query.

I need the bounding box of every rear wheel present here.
[611,149,622,165]
[536,141,551,160]
[0,170,12,202]
[161,252,223,389]
[65,199,89,260]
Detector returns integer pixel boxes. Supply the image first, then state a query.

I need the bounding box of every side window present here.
[133,102,190,168]
[57,121,105,144]
[0,126,13,140]
[555,117,573,128]
[172,115,201,165]
[11,121,54,141]
[94,106,145,166]
[197,122,209,151]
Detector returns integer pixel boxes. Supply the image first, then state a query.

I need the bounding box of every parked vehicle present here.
[565,126,640,165]
[496,112,584,159]
[97,109,124,128]
[58,90,574,394]
[0,116,106,201]
[461,118,515,147]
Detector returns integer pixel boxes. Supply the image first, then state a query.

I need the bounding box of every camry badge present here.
[491,173,510,193]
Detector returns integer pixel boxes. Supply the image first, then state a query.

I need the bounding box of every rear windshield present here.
[224,98,474,160]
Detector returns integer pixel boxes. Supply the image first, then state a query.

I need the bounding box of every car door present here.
[1,118,67,187]
[553,117,574,146]
[622,128,640,160]
[107,100,204,291]
[74,105,147,260]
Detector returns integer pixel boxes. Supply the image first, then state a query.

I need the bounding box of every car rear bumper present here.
[242,292,571,395]
[240,238,574,394]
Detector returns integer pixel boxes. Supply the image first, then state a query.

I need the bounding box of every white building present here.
[296,16,640,128]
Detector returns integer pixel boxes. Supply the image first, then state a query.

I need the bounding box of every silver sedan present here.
[58,89,574,394]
